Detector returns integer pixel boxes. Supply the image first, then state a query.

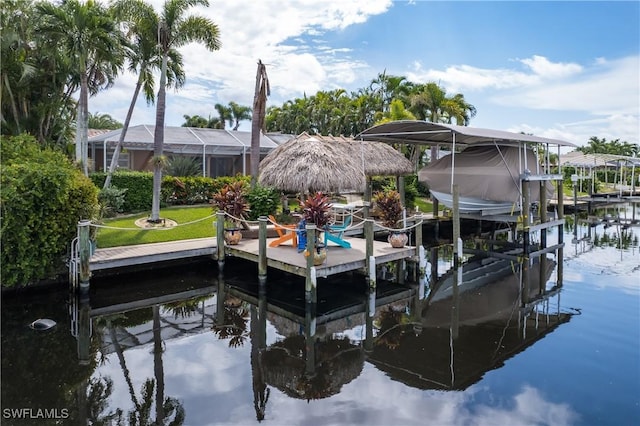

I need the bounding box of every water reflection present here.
[4,246,580,424]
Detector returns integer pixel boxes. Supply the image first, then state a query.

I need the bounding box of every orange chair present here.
[268,215,298,248]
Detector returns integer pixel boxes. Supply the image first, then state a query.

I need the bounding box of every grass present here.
[96,205,216,248]
[96,198,436,248]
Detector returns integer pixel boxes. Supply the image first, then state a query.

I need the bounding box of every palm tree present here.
[149,0,221,222]
[37,0,126,176]
[250,59,270,188]
[104,0,185,190]
[228,101,252,130]
[214,103,233,129]
[88,112,122,130]
[408,82,476,162]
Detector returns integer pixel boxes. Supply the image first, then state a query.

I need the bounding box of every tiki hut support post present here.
[258,216,268,283]
[216,211,225,271]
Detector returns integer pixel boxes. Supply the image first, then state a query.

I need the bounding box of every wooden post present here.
[368,255,376,290]
[522,179,531,255]
[216,211,225,270]
[363,176,372,218]
[452,185,461,267]
[258,216,267,283]
[305,224,317,304]
[557,178,564,287]
[78,220,91,294]
[540,180,548,250]
[364,218,374,274]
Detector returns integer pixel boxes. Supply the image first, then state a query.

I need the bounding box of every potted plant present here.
[373,189,407,248]
[212,182,250,245]
[300,192,333,265]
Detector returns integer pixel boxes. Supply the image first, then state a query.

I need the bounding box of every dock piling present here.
[216,211,225,271]
[305,224,317,304]
[78,220,91,294]
[258,216,267,283]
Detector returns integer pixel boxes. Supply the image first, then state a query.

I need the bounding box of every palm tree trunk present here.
[78,70,90,176]
[250,60,268,188]
[103,71,144,190]
[151,53,168,222]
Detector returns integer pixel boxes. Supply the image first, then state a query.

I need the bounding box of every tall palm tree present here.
[150,0,221,222]
[37,0,126,176]
[228,101,252,130]
[103,0,185,190]
[250,60,270,188]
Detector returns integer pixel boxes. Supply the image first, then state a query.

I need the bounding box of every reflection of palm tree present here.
[212,301,250,348]
[374,307,411,350]
[84,376,125,424]
[250,305,269,421]
[162,296,208,319]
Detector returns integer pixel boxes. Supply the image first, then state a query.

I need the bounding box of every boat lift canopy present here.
[356,120,576,148]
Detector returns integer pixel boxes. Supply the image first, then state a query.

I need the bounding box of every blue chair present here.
[324,215,352,248]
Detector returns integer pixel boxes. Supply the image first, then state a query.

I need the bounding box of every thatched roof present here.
[258,133,414,192]
[258,133,366,193]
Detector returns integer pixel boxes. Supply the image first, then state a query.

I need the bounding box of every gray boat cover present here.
[418,145,554,204]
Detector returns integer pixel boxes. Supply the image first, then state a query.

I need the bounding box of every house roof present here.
[356,120,576,148]
[88,125,292,156]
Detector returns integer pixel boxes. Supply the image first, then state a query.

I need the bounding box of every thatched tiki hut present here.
[258,133,413,211]
[258,133,366,194]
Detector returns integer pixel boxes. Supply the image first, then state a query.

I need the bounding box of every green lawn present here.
[96,206,216,248]
[96,198,436,248]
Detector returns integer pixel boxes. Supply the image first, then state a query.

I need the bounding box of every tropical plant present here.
[212,182,250,228]
[88,112,122,129]
[166,156,201,177]
[104,0,186,190]
[301,192,333,229]
[150,0,221,222]
[373,189,403,229]
[245,185,279,220]
[214,103,233,129]
[228,101,252,130]
[1,134,99,287]
[37,0,127,175]
[1,0,77,147]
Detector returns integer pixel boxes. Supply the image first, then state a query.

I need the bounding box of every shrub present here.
[1,134,99,287]
[98,186,127,218]
[373,189,403,229]
[245,185,279,220]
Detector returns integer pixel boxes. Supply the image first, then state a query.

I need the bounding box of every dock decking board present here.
[90,236,416,278]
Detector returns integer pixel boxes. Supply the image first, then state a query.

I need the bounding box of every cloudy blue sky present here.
[90,0,640,148]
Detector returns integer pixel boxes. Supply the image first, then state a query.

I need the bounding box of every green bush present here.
[246,185,279,220]
[98,186,127,218]
[1,134,99,287]
[91,171,153,212]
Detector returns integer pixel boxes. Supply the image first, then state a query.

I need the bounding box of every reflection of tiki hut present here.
[258,134,365,193]
[261,335,364,400]
[368,258,573,391]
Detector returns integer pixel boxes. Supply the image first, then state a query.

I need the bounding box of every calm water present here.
[2,205,639,426]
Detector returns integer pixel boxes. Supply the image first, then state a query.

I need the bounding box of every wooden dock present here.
[89,235,416,278]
